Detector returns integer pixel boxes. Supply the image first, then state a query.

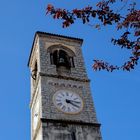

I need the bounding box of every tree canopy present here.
[46,0,140,72]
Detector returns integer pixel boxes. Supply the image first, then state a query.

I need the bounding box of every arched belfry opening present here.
[48,45,75,73]
[52,50,71,68]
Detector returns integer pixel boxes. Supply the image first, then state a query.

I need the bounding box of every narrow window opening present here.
[53,50,58,66]
[31,61,38,80]
[70,57,75,67]
[71,132,76,140]
[50,53,54,64]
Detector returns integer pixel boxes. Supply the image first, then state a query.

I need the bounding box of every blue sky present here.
[0,0,140,140]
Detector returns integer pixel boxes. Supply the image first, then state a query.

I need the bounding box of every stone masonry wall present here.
[39,35,88,80]
[42,121,102,140]
[40,76,98,123]
[29,33,102,140]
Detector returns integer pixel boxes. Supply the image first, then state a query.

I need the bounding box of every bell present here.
[59,57,65,63]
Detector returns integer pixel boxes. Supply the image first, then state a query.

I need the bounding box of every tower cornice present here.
[39,72,90,82]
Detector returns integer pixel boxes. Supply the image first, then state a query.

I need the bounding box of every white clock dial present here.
[33,99,39,130]
[53,90,83,114]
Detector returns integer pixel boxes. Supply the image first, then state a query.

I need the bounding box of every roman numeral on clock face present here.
[61,105,66,111]
[67,107,71,112]
[60,93,64,96]
[57,103,62,106]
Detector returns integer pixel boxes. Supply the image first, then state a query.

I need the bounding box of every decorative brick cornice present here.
[39,72,90,82]
[41,118,101,127]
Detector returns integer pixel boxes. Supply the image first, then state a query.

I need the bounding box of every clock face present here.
[53,90,83,114]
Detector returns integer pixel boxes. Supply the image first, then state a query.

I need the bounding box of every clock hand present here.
[69,102,80,108]
[66,99,80,108]
[69,100,81,104]
[66,99,80,104]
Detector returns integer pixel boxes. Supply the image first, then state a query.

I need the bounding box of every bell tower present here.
[28,31,102,140]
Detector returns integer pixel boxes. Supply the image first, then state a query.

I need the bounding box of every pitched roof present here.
[36,31,83,41]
